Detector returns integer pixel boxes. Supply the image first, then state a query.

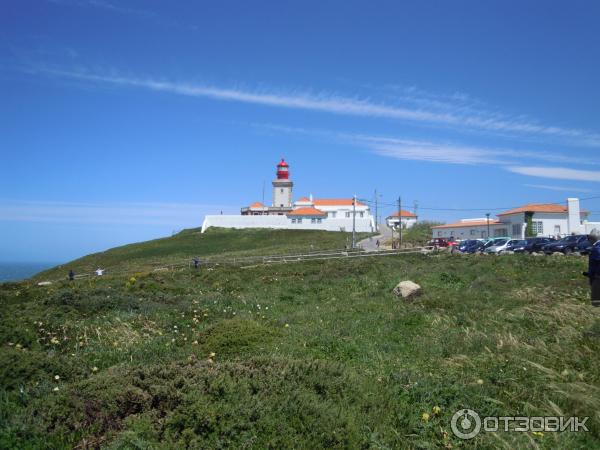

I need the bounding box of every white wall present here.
[386,217,417,229]
[201,215,375,233]
[584,222,600,234]
[272,181,293,207]
[432,224,506,239]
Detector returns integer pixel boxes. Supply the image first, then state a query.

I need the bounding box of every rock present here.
[551,252,564,257]
[531,252,544,257]
[37,281,52,286]
[393,281,422,299]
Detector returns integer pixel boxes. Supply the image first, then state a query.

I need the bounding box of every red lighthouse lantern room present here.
[276,158,289,179]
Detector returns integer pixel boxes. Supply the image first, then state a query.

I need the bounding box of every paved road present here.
[357,224,394,252]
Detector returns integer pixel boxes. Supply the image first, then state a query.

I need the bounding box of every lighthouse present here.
[272,158,293,208]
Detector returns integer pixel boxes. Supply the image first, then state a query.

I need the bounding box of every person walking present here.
[68,269,75,281]
[585,230,600,307]
[192,257,200,269]
[376,239,380,249]
[95,268,105,276]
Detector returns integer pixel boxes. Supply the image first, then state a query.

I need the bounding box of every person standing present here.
[585,230,600,307]
[68,269,75,281]
[192,257,200,269]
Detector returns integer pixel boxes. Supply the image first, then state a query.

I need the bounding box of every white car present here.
[484,239,520,254]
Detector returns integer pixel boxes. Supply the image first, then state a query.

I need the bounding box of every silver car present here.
[484,239,516,254]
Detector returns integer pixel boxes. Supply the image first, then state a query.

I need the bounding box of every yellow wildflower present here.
[421,412,430,422]
[432,406,442,415]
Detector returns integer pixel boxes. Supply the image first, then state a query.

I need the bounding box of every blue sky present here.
[1,0,599,262]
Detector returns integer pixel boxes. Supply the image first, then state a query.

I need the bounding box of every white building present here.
[202,159,375,233]
[431,198,598,239]
[386,210,418,229]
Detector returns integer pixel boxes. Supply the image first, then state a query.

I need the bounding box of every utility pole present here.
[486,213,490,238]
[413,200,418,219]
[374,189,379,232]
[397,196,403,248]
[352,195,356,249]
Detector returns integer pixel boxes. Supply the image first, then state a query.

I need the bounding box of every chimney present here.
[567,198,584,234]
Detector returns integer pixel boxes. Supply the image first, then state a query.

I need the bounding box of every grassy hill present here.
[35,227,368,280]
[1,229,600,448]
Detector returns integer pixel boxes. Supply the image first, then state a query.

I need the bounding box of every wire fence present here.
[39,244,436,285]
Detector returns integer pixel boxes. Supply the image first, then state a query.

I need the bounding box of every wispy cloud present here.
[0,200,235,226]
[36,68,600,147]
[524,184,593,193]
[507,166,600,182]
[252,122,598,167]
[251,122,600,184]
[46,0,198,30]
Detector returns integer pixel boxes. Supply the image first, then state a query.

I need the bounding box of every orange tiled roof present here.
[432,220,502,229]
[497,203,569,216]
[296,197,312,202]
[249,202,266,208]
[288,207,327,216]
[388,210,417,218]
[313,199,365,206]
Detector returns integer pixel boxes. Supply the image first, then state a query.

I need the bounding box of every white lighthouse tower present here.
[272,158,293,208]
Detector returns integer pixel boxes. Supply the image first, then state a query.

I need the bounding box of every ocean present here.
[0,262,58,282]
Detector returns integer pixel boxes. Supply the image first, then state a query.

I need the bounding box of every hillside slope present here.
[1,229,600,448]
[36,227,367,280]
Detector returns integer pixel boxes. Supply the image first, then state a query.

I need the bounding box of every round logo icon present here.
[451,409,481,439]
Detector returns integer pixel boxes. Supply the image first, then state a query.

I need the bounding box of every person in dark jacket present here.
[585,230,600,307]
[192,257,200,269]
[68,269,75,281]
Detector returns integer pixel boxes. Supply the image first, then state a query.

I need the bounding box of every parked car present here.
[484,239,510,254]
[480,237,511,252]
[427,237,457,248]
[505,239,528,252]
[575,238,594,255]
[462,240,485,253]
[484,239,529,254]
[542,235,590,255]
[513,237,556,254]
[456,239,480,252]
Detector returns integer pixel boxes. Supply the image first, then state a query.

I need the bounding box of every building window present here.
[359,212,364,218]
[512,224,521,236]
[280,188,284,193]
[329,212,337,218]
[297,218,302,224]
[311,218,316,223]
[494,228,508,237]
[437,231,442,236]
[345,212,350,218]
[470,229,476,236]
[317,218,322,223]
[532,221,543,234]
[291,218,296,223]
